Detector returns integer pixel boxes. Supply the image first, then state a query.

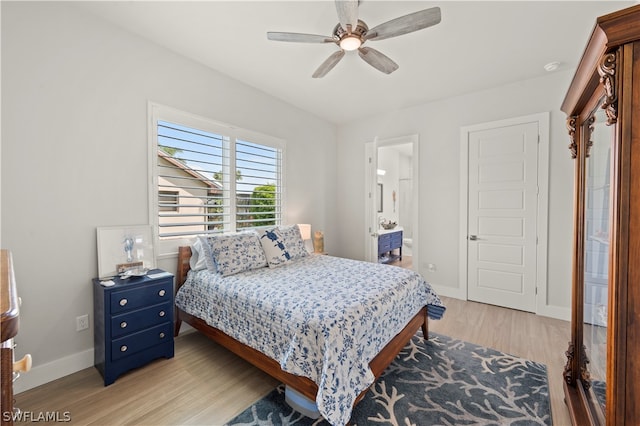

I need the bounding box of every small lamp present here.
[297,224,313,253]
[313,231,324,254]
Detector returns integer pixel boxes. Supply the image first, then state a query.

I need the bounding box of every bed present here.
[173,229,445,426]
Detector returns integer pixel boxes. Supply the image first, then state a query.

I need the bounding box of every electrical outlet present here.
[427,263,437,272]
[76,314,89,331]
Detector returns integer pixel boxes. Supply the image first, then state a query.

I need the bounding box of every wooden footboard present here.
[173,246,428,406]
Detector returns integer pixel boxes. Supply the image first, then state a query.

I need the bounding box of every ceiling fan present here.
[267,0,441,78]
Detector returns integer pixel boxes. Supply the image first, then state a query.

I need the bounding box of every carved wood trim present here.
[580,344,592,390]
[585,115,596,158]
[564,341,576,385]
[567,116,578,159]
[598,52,618,125]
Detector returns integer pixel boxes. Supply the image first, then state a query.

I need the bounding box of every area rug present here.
[226,332,552,426]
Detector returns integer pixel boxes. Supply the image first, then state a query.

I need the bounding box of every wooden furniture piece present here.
[1,250,31,426]
[560,5,640,425]
[378,229,403,263]
[173,246,428,411]
[93,270,174,385]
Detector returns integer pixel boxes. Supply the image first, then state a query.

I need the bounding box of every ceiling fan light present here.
[339,36,362,51]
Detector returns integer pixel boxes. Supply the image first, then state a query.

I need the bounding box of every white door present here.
[466,121,539,312]
[365,141,379,263]
[398,179,413,239]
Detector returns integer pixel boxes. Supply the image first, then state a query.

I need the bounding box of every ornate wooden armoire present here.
[560,4,640,425]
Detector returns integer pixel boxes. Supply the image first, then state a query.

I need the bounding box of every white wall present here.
[1,2,336,392]
[334,70,575,319]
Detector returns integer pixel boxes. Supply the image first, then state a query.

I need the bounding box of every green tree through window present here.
[248,184,276,227]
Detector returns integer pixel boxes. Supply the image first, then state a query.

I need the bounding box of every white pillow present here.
[189,238,208,271]
[199,232,267,277]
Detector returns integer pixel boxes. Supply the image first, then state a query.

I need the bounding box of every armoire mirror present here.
[581,105,612,418]
[561,5,640,425]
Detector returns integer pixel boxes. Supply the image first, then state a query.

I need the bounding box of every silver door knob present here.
[468,235,478,241]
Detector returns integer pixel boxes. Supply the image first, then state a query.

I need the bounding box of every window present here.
[149,104,284,255]
[158,190,179,212]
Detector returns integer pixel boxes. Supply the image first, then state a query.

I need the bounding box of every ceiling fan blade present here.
[267,32,334,43]
[335,0,359,33]
[358,47,398,74]
[312,50,346,78]
[364,7,441,41]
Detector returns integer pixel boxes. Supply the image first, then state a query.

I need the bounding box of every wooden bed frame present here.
[173,246,429,407]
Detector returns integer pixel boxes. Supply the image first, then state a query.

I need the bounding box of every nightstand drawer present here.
[110,281,172,314]
[111,322,173,361]
[378,241,392,253]
[390,231,403,246]
[110,302,172,338]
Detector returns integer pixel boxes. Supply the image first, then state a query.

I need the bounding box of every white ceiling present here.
[75,1,635,125]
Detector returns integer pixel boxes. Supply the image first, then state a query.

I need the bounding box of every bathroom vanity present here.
[378,228,403,264]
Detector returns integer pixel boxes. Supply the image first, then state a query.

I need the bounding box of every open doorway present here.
[365,135,419,271]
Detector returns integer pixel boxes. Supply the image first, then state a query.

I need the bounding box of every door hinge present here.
[535,287,538,295]
[369,157,372,164]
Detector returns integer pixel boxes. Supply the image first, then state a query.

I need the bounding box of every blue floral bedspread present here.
[175,254,445,426]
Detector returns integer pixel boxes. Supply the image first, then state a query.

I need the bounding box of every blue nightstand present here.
[93,269,174,385]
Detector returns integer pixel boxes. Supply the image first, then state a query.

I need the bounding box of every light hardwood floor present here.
[14,297,571,425]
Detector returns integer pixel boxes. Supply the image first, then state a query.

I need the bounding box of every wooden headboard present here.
[176,246,192,290]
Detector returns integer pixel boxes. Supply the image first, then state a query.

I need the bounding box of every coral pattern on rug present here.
[226,332,552,426]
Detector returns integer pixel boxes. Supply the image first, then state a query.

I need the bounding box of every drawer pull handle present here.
[159,332,165,339]
[120,345,127,352]
[159,311,165,317]
[158,289,166,297]
[120,321,127,329]
[119,298,128,307]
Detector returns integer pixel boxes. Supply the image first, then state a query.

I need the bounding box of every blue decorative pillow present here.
[259,225,308,268]
[198,231,267,276]
[258,228,291,268]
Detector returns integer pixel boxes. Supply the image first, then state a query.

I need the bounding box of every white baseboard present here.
[429,283,466,300]
[537,304,571,322]
[430,284,570,322]
[14,348,94,394]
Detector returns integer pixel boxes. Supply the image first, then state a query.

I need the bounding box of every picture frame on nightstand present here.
[97,225,156,279]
